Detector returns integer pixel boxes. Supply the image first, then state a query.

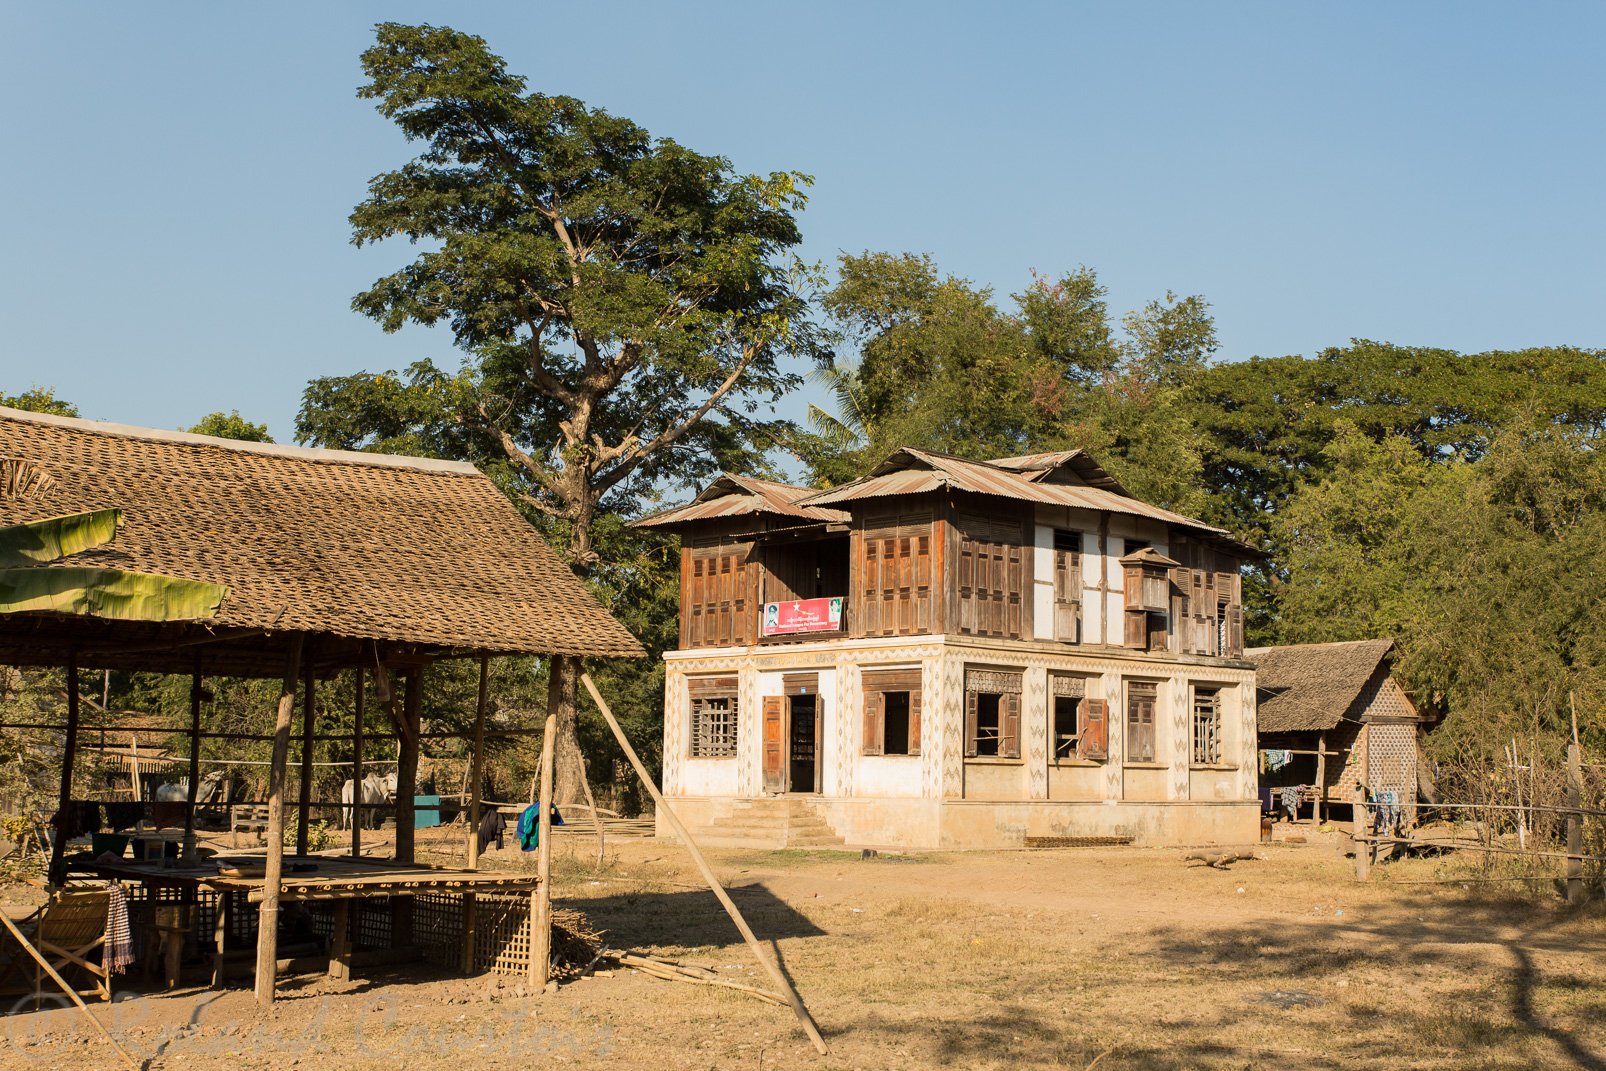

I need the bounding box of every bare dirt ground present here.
[4,832,1605,1071]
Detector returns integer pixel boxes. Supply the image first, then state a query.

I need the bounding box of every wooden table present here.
[89,856,541,987]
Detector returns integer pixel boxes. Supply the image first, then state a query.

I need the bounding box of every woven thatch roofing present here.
[0,407,643,674]
[1247,639,1398,733]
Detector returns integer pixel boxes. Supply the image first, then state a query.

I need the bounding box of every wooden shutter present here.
[687,676,738,698]
[908,688,922,757]
[1124,608,1148,649]
[1080,698,1109,761]
[762,696,786,790]
[861,689,884,756]
[1001,692,1021,759]
[1053,545,1080,642]
[1127,685,1156,762]
[1227,605,1244,657]
[914,532,932,632]
[964,689,979,758]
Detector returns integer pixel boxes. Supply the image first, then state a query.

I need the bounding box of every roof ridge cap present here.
[0,405,481,476]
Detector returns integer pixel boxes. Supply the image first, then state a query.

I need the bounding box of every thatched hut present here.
[1247,639,1424,824]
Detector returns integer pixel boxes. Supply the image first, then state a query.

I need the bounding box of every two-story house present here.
[633,447,1260,849]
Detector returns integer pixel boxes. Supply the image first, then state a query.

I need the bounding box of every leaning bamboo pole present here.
[256,633,304,1006]
[581,674,829,1055]
[532,675,557,986]
[0,910,139,1070]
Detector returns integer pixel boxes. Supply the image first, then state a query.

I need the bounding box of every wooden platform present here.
[90,855,539,902]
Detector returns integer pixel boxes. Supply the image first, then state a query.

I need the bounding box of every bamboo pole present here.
[0,910,139,1070]
[1569,693,1584,904]
[351,667,364,858]
[183,650,203,862]
[256,632,304,1007]
[579,753,606,867]
[581,673,829,1055]
[468,654,487,870]
[48,653,81,886]
[296,656,315,856]
[1314,731,1326,826]
[1352,784,1370,882]
[532,680,557,986]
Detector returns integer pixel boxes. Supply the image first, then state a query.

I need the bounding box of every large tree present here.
[309,23,824,802]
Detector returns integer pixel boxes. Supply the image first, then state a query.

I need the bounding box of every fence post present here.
[1568,742,1584,905]
[1353,784,1370,882]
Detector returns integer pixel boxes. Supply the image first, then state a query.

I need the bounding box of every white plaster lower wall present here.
[854,755,923,798]
[679,758,739,797]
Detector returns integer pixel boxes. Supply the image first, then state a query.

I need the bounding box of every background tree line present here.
[6,21,1606,819]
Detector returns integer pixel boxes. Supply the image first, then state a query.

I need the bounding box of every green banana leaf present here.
[0,509,123,568]
[0,567,227,621]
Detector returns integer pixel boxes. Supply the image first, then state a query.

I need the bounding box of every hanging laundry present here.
[478,807,507,853]
[1280,785,1299,819]
[104,802,143,832]
[104,886,135,974]
[517,802,564,851]
[1262,749,1292,773]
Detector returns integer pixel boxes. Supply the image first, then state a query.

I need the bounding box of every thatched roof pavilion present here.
[0,405,642,1004]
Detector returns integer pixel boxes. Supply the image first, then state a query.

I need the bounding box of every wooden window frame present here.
[1125,681,1158,764]
[964,668,1023,761]
[687,676,740,759]
[1191,685,1223,765]
[862,667,922,757]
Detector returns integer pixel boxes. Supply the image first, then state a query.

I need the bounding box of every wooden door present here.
[762,696,786,793]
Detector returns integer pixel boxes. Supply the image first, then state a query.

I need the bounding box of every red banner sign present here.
[763,597,843,636]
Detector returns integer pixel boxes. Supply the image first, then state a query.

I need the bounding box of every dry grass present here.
[5,839,1605,1070]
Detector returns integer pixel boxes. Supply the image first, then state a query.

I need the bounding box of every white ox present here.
[340,772,398,830]
[154,770,227,803]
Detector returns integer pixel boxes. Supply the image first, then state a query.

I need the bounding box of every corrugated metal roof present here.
[990,449,1132,494]
[630,473,849,528]
[795,447,1241,544]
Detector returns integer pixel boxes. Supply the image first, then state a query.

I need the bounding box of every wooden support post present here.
[1314,730,1327,826]
[395,669,421,863]
[296,656,315,857]
[1568,741,1584,905]
[212,890,229,989]
[351,667,364,858]
[468,654,487,870]
[1353,783,1370,883]
[532,687,556,986]
[184,652,203,863]
[256,632,304,1007]
[329,899,351,980]
[392,667,422,947]
[581,673,829,1055]
[48,652,81,887]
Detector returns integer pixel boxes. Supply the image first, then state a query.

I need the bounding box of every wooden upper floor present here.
[632,448,1254,659]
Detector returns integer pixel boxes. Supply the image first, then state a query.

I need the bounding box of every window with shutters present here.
[964,668,1022,760]
[683,538,752,649]
[861,667,922,756]
[687,676,740,758]
[956,515,1025,639]
[1051,529,1081,643]
[1192,686,1222,765]
[1051,674,1106,761]
[1126,681,1158,763]
[858,514,933,637]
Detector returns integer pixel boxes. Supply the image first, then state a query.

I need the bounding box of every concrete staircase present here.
[694,797,846,849]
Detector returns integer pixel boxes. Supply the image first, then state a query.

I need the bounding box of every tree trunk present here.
[549,655,587,805]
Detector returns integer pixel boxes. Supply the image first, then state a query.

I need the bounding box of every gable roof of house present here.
[792,447,1253,551]
[1246,639,1401,733]
[630,473,849,528]
[0,406,643,674]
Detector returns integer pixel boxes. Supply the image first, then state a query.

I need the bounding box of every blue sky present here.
[2,3,1602,446]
